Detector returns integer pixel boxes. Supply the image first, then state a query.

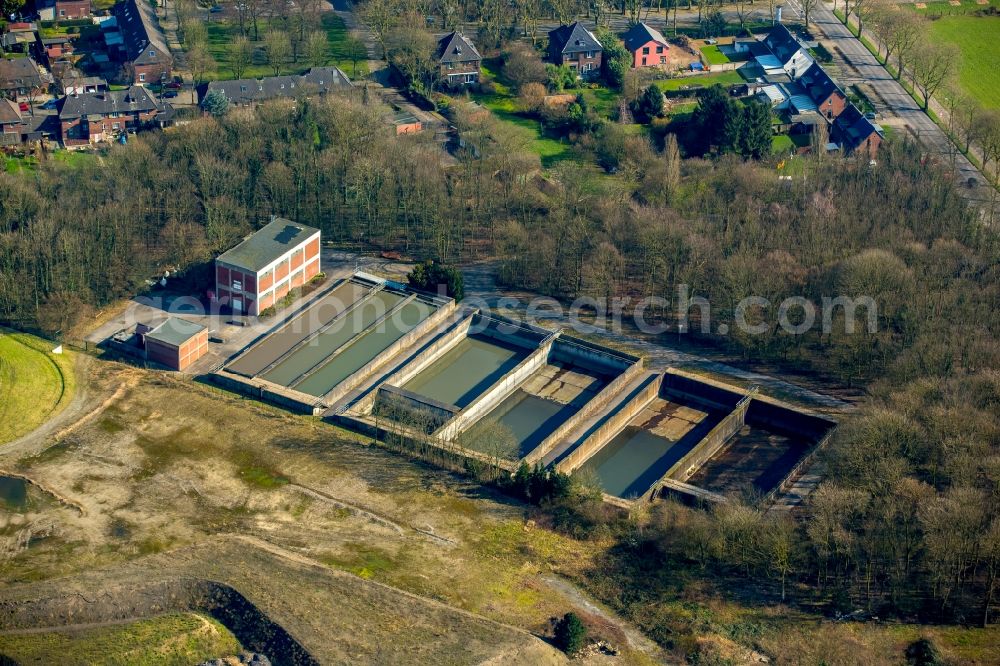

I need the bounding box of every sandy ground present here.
[0,358,665,664]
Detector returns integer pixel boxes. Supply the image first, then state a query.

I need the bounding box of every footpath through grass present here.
[0,612,241,665]
[0,328,76,445]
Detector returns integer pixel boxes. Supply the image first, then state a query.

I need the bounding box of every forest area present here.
[0,88,998,634]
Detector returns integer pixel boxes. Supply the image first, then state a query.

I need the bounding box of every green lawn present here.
[655,70,746,92]
[0,328,76,445]
[700,45,731,65]
[925,15,1000,108]
[0,612,241,665]
[203,13,367,81]
[469,92,572,167]
[772,134,795,153]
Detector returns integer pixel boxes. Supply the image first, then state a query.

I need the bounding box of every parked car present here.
[41,98,58,109]
[864,111,878,120]
[165,80,183,90]
[209,4,223,12]
[18,102,29,112]
[163,91,178,98]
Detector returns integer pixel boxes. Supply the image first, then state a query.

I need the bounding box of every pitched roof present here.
[57,85,160,119]
[0,58,43,90]
[216,217,320,273]
[145,317,205,348]
[621,22,668,53]
[832,104,883,151]
[204,67,351,104]
[798,61,844,104]
[0,98,23,124]
[548,22,602,56]
[763,24,802,64]
[113,0,171,64]
[435,31,481,64]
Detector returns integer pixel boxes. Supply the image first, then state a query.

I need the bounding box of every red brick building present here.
[45,0,92,19]
[57,85,169,147]
[622,22,670,69]
[215,217,321,316]
[548,22,603,79]
[142,317,208,371]
[111,0,172,85]
[434,31,481,87]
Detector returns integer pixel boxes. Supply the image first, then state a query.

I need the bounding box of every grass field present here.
[655,70,746,92]
[0,612,241,665]
[4,151,98,174]
[204,13,367,81]
[925,15,1000,108]
[700,45,731,65]
[0,329,76,445]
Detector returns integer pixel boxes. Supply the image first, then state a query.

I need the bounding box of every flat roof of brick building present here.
[216,217,320,273]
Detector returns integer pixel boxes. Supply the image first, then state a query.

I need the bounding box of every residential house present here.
[1,23,38,55]
[0,58,47,101]
[832,104,883,158]
[57,85,170,146]
[621,22,670,68]
[201,67,352,106]
[797,62,847,121]
[110,0,172,85]
[0,98,27,147]
[755,24,814,81]
[38,0,93,20]
[434,31,481,87]
[548,22,603,79]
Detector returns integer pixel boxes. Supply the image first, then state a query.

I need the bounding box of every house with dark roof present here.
[622,22,670,69]
[756,24,813,80]
[832,104,883,158]
[435,31,481,87]
[0,58,47,100]
[548,22,603,79]
[0,98,28,147]
[200,67,352,107]
[57,85,170,146]
[110,0,172,85]
[798,62,847,121]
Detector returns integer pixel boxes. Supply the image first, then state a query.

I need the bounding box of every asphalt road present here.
[784,0,992,206]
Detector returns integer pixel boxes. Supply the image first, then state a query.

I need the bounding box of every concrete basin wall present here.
[665,393,753,483]
[209,371,324,415]
[373,311,477,395]
[521,339,644,467]
[320,299,458,408]
[662,369,746,413]
[555,373,662,475]
[434,333,558,442]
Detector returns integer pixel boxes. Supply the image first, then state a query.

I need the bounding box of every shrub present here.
[502,42,547,91]
[553,612,588,655]
[407,259,464,300]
